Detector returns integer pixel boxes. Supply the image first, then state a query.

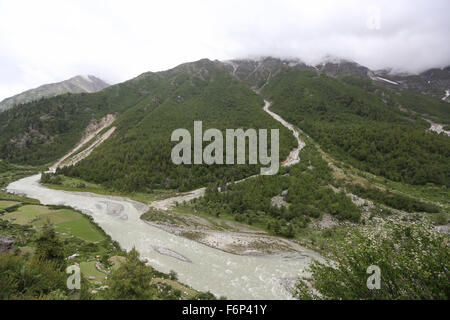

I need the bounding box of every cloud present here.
[0,0,449,100]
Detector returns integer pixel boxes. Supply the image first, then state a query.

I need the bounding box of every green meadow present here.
[0,201,105,243]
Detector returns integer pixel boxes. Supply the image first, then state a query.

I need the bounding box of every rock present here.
[281,189,288,196]
[97,286,109,291]
[317,213,339,229]
[0,236,14,253]
[435,224,450,234]
[153,246,192,263]
[95,261,109,274]
[270,196,288,209]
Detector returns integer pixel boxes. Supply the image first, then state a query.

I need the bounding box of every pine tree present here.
[106,247,156,300]
[34,220,66,271]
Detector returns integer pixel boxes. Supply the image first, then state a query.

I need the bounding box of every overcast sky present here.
[1,0,449,101]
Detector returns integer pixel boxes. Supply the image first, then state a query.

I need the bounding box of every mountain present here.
[221,56,373,82]
[58,59,297,191]
[0,75,110,111]
[223,56,450,105]
[314,57,372,79]
[311,57,450,102]
[0,57,448,191]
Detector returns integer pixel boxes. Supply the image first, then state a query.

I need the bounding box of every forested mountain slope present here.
[261,68,450,186]
[54,60,297,191]
[0,72,159,164]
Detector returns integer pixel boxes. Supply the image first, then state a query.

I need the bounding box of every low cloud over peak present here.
[1,0,449,100]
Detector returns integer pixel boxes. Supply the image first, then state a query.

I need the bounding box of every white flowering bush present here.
[295,221,449,299]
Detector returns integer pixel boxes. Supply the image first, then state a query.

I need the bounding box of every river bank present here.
[141,206,310,255]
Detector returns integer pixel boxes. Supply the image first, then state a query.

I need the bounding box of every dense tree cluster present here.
[309,122,450,186]
[191,145,361,238]
[40,172,62,185]
[0,222,91,300]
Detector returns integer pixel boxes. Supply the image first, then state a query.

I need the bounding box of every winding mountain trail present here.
[263,99,305,167]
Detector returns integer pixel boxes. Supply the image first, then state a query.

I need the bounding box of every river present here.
[6,174,321,300]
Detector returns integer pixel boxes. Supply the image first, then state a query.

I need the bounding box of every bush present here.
[105,247,156,300]
[169,270,178,281]
[295,222,449,299]
[350,184,440,213]
[40,173,63,185]
[0,253,67,299]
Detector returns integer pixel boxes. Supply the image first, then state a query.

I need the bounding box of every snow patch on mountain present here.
[376,76,399,85]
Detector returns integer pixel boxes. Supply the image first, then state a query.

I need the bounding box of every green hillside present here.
[60,60,295,191]
[262,69,450,186]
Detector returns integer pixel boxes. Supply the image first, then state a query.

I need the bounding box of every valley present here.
[2,91,319,299]
[1,57,449,300]
[6,174,321,300]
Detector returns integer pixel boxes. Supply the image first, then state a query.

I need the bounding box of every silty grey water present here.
[7,174,321,299]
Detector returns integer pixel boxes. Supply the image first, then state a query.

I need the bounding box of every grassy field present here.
[0,200,20,210]
[80,261,107,282]
[109,255,126,271]
[1,202,106,242]
[0,190,41,204]
[152,278,198,299]
[0,161,41,189]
